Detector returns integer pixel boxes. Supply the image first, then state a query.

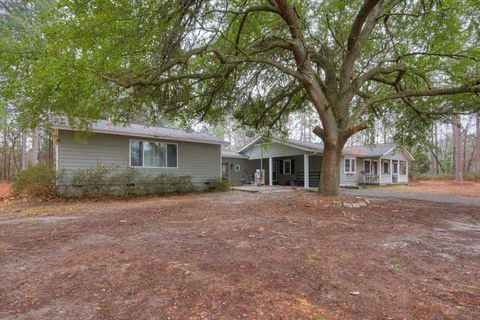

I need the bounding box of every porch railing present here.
[359,172,380,185]
[297,171,320,187]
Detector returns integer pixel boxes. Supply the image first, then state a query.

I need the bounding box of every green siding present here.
[222,158,247,185]
[57,130,221,186]
[246,143,308,159]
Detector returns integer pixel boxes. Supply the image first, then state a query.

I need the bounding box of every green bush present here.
[71,165,111,197]
[59,165,196,198]
[465,171,480,181]
[205,177,230,191]
[11,164,57,198]
[174,175,195,193]
[109,167,140,196]
[150,174,195,194]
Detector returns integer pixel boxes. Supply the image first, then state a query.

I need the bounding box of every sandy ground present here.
[371,179,480,198]
[0,190,479,319]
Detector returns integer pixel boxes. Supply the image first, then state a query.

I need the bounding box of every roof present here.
[52,119,227,145]
[343,143,396,157]
[221,151,249,159]
[237,137,413,160]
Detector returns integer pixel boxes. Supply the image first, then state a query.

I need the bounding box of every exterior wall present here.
[57,130,221,186]
[222,157,247,185]
[339,156,362,185]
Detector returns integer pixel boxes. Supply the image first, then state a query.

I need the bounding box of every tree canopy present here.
[1,0,479,194]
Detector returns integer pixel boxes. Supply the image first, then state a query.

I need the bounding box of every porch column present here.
[304,154,309,189]
[406,161,409,182]
[268,157,273,187]
[379,157,382,184]
[390,159,393,183]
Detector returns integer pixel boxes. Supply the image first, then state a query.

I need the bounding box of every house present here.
[52,120,226,186]
[53,120,413,189]
[221,137,414,187]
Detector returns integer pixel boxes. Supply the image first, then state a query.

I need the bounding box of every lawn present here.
[0,190,479,319]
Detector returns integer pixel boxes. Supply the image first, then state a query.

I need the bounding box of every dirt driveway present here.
[0,191,479,319]
[341,180,480,206]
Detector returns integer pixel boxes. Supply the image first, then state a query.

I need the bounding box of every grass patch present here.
[305,254,321,267]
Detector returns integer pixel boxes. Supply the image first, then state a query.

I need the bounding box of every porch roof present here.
[221,150,249,159]
[343,143,395,157]
[237,137,413,161]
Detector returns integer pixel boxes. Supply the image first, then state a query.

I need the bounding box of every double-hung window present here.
[130,140,177,168]
[383,161,390,174]
[283,159,292,175]
[344,158,356,174]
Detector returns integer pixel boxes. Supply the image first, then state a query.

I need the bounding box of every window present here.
[344,158,356,174]
[283,159,292,175]
[393,161,398,174]
[400,161,407,175]
[364,160,371,173]
[130,140,143,167]
[130,140,177,168]
[383,161,390,174]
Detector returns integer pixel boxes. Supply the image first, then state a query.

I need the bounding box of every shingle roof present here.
[237,136,405,158]
[221,151,249,159]
[52,119,227,145]
[343,143,396,157]
[285,139,324,152]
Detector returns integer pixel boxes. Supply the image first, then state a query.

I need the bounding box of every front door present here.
[222,162,229,180]
[393,161,398,182]
[273,161,278,182]
[372,161,378,175]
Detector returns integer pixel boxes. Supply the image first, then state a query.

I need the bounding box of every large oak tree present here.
[2,0,479,195]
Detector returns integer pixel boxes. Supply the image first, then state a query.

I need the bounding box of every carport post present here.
[304,154,309,189]
[269,157,273,187]
[390,159,393,183]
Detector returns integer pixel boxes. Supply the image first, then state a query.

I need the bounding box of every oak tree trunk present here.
[319,142,343,196]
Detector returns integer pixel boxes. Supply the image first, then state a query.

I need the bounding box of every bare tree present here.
[31,127,39,165]
[453,116,463,181]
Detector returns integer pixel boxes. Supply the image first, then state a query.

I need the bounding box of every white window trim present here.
[393,161,399,174]
[400,161,407,176]
[382,160,390,174]
[344,158,356,174]
[363,159,372,174]
[283,159,292,175]
[129,139,178,169]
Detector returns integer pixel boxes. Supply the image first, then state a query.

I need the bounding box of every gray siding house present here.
[54,120,413,190]
[221,137,414,188]
[53,120,225,186]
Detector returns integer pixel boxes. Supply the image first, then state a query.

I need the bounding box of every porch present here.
[357,158,409,185]
[241,153,323,189]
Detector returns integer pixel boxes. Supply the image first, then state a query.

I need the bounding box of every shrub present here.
[465,171,480,182]
[71,165,111,197]
[11,164,57,198]
[174,175,195,193]
[109,167,140,196]
[205,177,230,191]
